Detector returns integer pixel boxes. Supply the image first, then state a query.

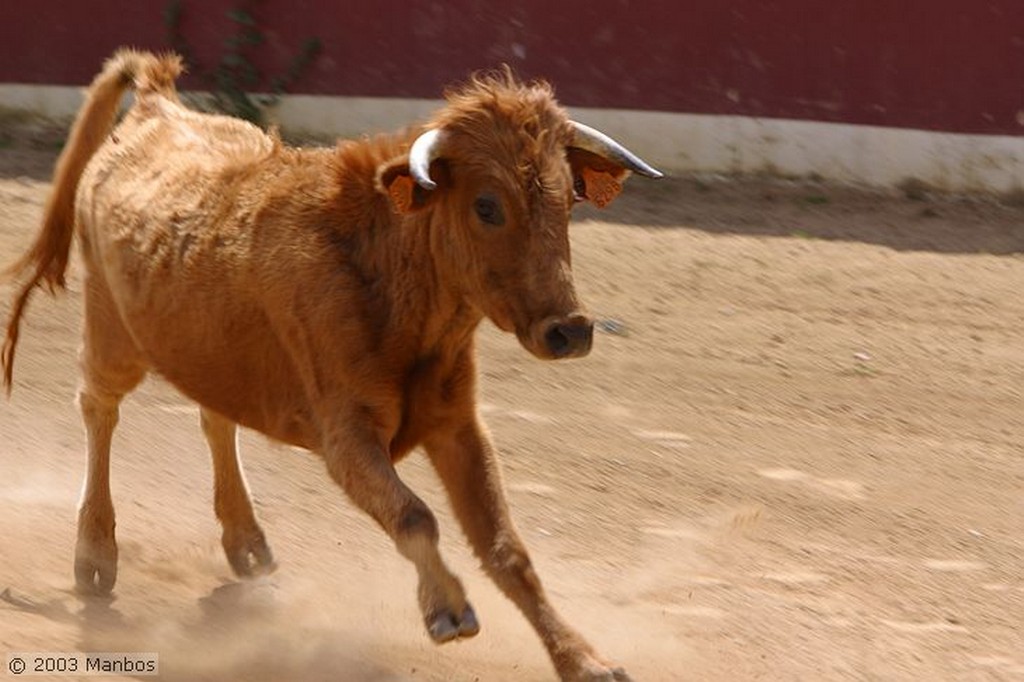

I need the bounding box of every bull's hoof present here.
[573,667,632,682]
[74,545,118,596]
[563,654,634,682]
[425,603,480,643]
[223,526,276,578]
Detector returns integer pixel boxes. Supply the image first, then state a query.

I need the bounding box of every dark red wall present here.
[2,1,1023,135]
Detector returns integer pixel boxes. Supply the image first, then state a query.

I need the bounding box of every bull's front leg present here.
[424,419,631,682]
[320,419,479,643]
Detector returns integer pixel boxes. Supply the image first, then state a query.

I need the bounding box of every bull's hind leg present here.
[199,408,275,577]
[74,277,146,595]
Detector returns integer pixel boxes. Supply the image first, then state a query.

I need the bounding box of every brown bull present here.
[2,49,661,681]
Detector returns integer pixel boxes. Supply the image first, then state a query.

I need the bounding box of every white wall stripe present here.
[3,84,1023,193]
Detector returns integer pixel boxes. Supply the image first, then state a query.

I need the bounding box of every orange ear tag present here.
[580,167,623,208]
[387,175,416,213]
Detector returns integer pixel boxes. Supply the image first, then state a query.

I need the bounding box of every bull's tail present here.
[2,48,183,393]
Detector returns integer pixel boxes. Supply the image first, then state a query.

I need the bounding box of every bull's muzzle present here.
[540,313,593,359]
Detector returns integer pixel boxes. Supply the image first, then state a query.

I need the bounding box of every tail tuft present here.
[106,47,183,98]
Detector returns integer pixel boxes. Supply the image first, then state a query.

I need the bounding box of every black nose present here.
[543,316,594,358]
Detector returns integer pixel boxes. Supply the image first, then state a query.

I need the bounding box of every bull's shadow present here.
[0,116,68,182]
[2,582,405,682]
[1,586,124,630]
[579,173,1024,255]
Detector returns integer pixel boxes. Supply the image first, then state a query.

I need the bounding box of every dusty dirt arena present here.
[1,121,1022,681]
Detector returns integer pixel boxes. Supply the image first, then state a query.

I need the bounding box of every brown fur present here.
[1,49,181,391]
[2,51,646,681]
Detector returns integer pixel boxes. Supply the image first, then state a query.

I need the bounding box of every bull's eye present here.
[473,194,505,227]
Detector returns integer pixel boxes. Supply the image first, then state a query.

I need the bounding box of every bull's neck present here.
[358,206,482,361]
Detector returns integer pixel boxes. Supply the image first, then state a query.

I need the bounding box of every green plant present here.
[163,0,321,126]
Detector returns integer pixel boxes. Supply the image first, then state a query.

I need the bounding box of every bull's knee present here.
[399,504,438,539]
[396,503,440,560]
[488,540,542,593]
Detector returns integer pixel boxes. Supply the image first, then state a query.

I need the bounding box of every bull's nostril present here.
[542,319,593,358]
[544,325,571,357]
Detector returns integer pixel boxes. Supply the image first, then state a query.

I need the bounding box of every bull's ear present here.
[566,121,662,208]
[566,147,629,209]
[376,158,443,214]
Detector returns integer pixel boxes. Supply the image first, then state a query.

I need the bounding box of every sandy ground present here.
[0,122,1022,681]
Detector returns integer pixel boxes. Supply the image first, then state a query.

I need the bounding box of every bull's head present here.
[377,74,661,360]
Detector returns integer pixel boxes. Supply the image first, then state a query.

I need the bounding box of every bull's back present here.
[76,103,335,447]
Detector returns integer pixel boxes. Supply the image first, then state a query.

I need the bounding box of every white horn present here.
[569,121,664,179]
[408,128,445,190]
